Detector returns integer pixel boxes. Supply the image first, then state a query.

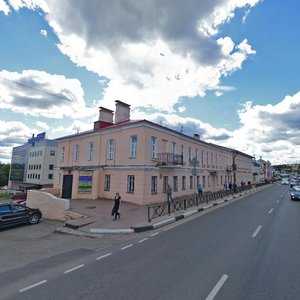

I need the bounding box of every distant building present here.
[9,133,57,190]
[256,156,272,183]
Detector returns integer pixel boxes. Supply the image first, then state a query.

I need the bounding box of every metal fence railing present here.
[147,183,269,222]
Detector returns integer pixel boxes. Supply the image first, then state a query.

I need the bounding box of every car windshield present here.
[292,186,300,192]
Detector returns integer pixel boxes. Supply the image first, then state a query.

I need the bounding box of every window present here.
[172,142,177,155]
[61,146,65,162]
[130,136,137,158]
[39,164,41,170]
[38,174,40,179]
[208,175,210,187]
[50,150,55,156]
[197,175,199,186]
[181,145,185,163]
[74,144,79,161]
[173,176,178,192]
[107,139,115,160]
[195,148,198,160]
[189,146,192,162]
[182,176,186,190]
[211,153,213,166]
[207,152,209,165]
[49,164,54,170]
[215,154,218,167]
[190,176,193,189]
[48,174,53,180]
[163,176,168,193]
[88,142,94,161]
[40,150,43,156]
[202,176,206,188]
[127,175,135,193]
[201,150,204,165]
[104,175,111,191]
[151,176,157,193]
[151,137,157,159]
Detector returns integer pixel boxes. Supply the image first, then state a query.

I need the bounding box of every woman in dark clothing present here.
[112,192,121,220]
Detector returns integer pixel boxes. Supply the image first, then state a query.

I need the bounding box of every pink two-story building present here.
[54,101,253,205]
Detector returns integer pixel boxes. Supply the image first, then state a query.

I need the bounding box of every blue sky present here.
[0,0,299,165]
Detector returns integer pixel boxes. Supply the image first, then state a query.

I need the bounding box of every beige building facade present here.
[54,101,253,205]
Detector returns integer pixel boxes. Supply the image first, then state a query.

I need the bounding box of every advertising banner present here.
[78,171,93,193]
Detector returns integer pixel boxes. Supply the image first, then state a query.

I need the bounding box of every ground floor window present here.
[127,175,135,193]
[151,176,157,194]
[182,176,186,190]
[163,176,168,193]
[173,176,178,192]
[190,176,193,189]
[202,176,206,188]
[208,176,210,187]
[104,175,111,191]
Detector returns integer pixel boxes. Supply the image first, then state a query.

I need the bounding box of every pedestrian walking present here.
[229,182,232,190]
[111,192,121,221]
[224,181,228,190]
[197,183,203,198]
[166,184,173,204]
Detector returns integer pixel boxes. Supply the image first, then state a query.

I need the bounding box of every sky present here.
[0,0,299,165]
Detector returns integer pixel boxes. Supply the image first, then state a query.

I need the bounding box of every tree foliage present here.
[0,163,10,187]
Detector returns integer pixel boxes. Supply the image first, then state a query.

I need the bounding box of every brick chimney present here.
[115,100,130,124]
[94,107,114,130]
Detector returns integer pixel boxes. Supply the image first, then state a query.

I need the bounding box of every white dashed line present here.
[276,200,279,203]
[121,244,133,250]
[205,274,229,300]
[138,238,148,243]
[96,253,112,260]
[150,232,159,237]
[252,225,262,238]
[64,264,84,274]
[269,208,274,214]
[19,280,47,293]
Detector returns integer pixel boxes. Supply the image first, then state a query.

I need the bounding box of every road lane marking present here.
[64,264,84,274]
[205,274,229,300]
[150,232,159,237]
[276,200,279,203]
[96,253,112,260]
[138,238,148,243]
[269,208,274,214]
[252,225,262,238]
[19,280,47,293]
[121,244,133,250]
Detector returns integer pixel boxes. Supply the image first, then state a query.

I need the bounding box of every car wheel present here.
[29,214,40,224]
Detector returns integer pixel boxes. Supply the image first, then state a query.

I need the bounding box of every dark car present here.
[290,185,300,201]
[0,203,42,229]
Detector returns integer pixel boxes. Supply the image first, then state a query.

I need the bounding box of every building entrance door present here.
[62,175,73,199]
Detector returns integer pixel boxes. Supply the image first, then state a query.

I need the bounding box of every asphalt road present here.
[3,183,300,300]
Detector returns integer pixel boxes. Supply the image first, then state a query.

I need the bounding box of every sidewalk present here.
[55,185,268,236]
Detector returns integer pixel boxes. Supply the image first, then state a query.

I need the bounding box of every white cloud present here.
[36,121,49,130]
[40,29,47,37]
[8,0,259,112]
[0,0,10,15]
[0,120,32,162]
[178,106,186,113]
[0,69,96,119]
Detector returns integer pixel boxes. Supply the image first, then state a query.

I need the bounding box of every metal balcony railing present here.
[156,153,183,166]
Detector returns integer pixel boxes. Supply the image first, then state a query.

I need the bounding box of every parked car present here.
[290,185,300,201]
[0,203,42,229]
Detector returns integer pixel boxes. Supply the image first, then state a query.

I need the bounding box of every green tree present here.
[0,163,10,187]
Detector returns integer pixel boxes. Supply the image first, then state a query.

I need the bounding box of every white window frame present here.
[163,176,168,192]
[60,146,65,162]
[182,176,186,190]
[127,175,135,193]
[88,142,94,161]
[104,175,111,191]
[151,176,157,194]
[151,137,157,159]
[130,135,137,158]
[74,144,79,161]
[107,139,115,160]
